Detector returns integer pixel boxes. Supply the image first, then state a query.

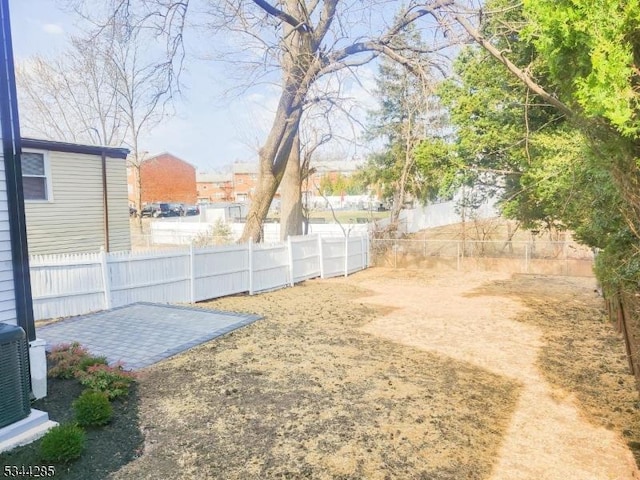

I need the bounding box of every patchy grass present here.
[3,269,638,478]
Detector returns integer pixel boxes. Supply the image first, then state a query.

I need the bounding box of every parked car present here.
[129,206,137,217]
[141,203,175,218]
[169,203,185,216]
[184,205,200,216]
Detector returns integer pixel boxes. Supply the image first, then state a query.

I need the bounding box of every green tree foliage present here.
[362,26,449,222]
[318,173,364,196]
[439,0,629,269]
[438,0,592,232]
[524,0,640,137]
[521,0,640,289]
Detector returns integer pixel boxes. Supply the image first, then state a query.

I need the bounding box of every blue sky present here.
[8,0,287,171]
[8,0,378,172]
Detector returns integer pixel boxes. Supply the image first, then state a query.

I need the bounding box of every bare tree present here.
[17,36,125,146]
[107,21,175,228]
[235,1,460,242]
[90,0,461,242]
[17,8,175,229]
[280,74,366,240]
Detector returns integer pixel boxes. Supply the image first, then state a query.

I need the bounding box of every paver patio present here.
[37,302,261,369]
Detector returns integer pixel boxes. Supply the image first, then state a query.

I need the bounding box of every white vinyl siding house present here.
[21,139,130,255]
[0,0,55,446]
[0,151,16,327]
[106,157,130,250]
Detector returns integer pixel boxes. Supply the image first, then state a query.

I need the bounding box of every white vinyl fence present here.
[29,234,370,321]
[149,221,372,245]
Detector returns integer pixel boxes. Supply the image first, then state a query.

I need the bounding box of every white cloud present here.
[42,23,64,35]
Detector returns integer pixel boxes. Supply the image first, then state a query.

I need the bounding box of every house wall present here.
[0,151,16,326]
[233,172,258,202]
[197,180,234,203]
[141,153,196,204]
[106,159,130,251]
[24,150,130,255]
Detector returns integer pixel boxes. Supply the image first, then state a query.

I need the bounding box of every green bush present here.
[73,390,113,427]
[40,424,85,464]
[75,363,136,400]
[48,342,90,379]
[77,355,109,372]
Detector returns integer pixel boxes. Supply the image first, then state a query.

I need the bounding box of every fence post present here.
[525,244,529,273]
[344,235,349,277]
[365,236,369,268]
[456,241,461,271]
[99,246,112,310]
[394,239,398,268]
[318,234,325,279]
[361,235,366,270]
[248,239,254,295]
[287,236,295,287]
[189,242,196,303]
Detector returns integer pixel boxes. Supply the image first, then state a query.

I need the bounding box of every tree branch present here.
[252,0,311,32]
[451,10,574,117]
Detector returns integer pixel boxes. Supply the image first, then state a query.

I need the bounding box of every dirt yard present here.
[111,268,640,480]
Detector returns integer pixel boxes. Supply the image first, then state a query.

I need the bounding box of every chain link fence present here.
[371,238,595,276]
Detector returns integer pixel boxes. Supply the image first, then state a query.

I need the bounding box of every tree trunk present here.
[390,139,415,228]
[240,104,303,243]
[241,166,280,243]
[238,3,322,242]
[280,133,303,240]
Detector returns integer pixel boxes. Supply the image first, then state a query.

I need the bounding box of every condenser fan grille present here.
[0,324,30,429]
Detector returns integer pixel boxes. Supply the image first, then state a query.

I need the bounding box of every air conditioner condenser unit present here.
[0,324,31,429]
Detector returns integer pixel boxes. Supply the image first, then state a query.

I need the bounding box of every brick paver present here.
[37,303,261,369]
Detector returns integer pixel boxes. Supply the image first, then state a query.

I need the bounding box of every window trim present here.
[22,148,53,203]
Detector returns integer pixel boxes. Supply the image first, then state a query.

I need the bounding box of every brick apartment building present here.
[197,163,264,204]
[128,152,197,206]
[195,160,362,205]
[232,162,259,202]
[196,172,234,203]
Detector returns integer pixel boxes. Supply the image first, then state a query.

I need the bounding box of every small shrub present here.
[40,423,85,464]
[48,342,90,379]
[77,355,109,372]
[76,363,136,400]
[73,390,113,427]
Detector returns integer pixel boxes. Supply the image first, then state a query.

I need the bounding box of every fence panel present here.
[150,222,212,245]
[346,236,367,274]
[30,234,371,321]
[193,244,249,301]
[370,239,594,276]
[108,250,191,307]
[322,237,346,278]
[252,243,290,293]
[290,235,321,283]
[30,253,104,320]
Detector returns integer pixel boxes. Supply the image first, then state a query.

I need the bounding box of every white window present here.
[21,150,52,201]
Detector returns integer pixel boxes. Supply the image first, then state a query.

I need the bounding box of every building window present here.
[22,150,51,201]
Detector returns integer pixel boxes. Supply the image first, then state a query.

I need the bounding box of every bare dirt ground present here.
[111,268,640,480]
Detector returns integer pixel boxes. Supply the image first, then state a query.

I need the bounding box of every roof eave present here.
[21,137,130,159]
